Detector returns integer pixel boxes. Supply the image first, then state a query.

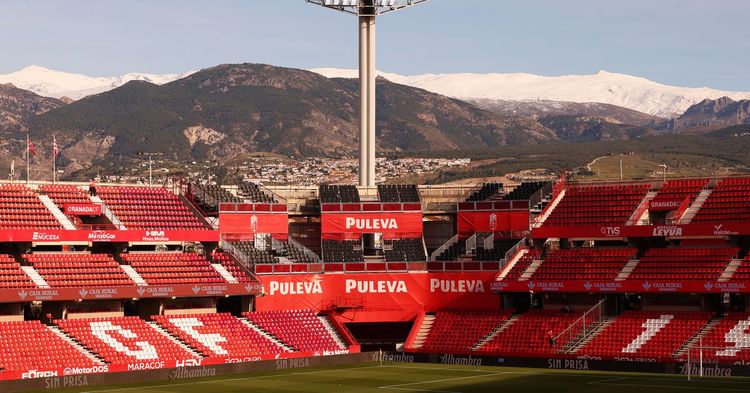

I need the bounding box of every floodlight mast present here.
[306,0,428,187]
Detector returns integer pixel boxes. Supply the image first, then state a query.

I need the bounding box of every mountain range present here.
[0,63,748,180]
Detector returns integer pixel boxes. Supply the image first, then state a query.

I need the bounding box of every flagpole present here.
[53,135,56,184]
[26,134,30,184]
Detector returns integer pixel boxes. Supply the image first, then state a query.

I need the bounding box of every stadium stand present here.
[501,249,541,280]
[628,247,739,281]
[692,177,750,223]
[211,251,255,283]
[529,248,636,281]
[578,311,712,360]
[237,183,276,203]
[503,181,548,201]
[244,310,346,353]
[190,183,242,214]
[543,183,650,226]
[474,237,522,261]
[479,310,591,355]
[275,241,316,263]
[649,179,708,210]
[96,186,208,230]
[420,310,513,353]
[55,317,197,365]
[377,184,420,202]
[225,241,280,264]
[466,183,504,201]
[0,254,35,288]
[24,253,134,288]
[319,185,360,203]
[384,239,426,262]
[152,313,285,358]
[731,255,750,280]
[121,253,226,285]
[322,240,364,263]
[0,320,98,372]
[698,312,750,363]
[0,184,62,229]
[39,184,93,209]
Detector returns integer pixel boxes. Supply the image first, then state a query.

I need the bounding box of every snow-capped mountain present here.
[0,65,193,100]
[311,68,750,118]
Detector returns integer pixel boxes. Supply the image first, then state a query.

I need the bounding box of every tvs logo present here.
[600,226,621,236]
[488,213,497,232]
[32,232,60,241]
[250,215,259,233]
[18,290,28,299]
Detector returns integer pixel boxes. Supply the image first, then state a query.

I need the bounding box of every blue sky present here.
[1,0,748,90]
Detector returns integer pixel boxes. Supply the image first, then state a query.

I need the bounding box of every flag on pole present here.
[53,135,58,157]
[27,138,38,157]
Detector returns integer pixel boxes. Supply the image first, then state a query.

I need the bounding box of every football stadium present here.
[2,1,750,392]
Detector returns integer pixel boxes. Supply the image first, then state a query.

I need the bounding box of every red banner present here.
[532,221,750,239]
[457,210,529,239]
[0,229,219,243]
[321,212,423,240]
[255,272,499,322]
[64,204,102,216]
[492,279,750,294]
[0,282,262,303]
[219,213,288,238]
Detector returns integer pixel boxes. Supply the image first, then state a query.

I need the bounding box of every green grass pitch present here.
[31,362,750,393]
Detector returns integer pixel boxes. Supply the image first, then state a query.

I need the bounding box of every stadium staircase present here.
[89,195,126,229]
[627,191,657,225]
[471,315,519,351]
[119,264,148,285]
[566,317,614,354]
[146,321,205,358]
[719,259,744,282]
[210,263,239,284]
[518,259,543,281]
[238,318,295,352]
[496,248,531,280]
[38,194,77,229]
[680,189,712,223]
[20,265,50,288]
[615,259,640,281]
[408,314,435,349]
[531,189,566,227]
[318,315,349,350]
[47,325,107,365]
[674,317,722,359]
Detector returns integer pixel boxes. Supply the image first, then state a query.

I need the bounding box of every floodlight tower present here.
[306,0,428,187]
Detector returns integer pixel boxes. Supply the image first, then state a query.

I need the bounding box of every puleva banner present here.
[255,272,499,321]
[321,212,423,239]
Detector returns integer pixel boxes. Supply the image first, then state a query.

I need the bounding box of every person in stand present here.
[89,179,97,196]
[546,329,556,348]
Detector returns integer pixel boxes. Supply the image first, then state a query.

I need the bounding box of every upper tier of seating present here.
[0,184,61,229]
[96,186,208,230]
[55,316,197,365]
[530,248,636,281]
[698,312,750,363]
[0,320,97,373]
[319,185,360,204]
[504,181,548,201]
[152,313,285,358]
[121,253,225,285]
[466,183,504,202]
[692,177,750,223]
[543,184,650,226]
[238,183,276,203]
[322,240,364,263]
[479,310,588,356]
[191,183,242,214]
[420,310,513,353]
[628,247,739,281]
[384,239,426,262]
[649,179,708,211]
[244,310,345,353]
[378,184,420,203]
[0,254,35,288]
[39,184,92,209]
[578,311,711,360]
[24,253,134,287]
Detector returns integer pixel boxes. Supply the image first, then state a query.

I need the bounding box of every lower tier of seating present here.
[420,310,514,353]
[244,310,346,353]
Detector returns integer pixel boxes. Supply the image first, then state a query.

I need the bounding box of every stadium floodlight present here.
[306,0,428,187]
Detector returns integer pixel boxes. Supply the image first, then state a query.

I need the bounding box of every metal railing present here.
[554,298,606,353]
[430,234,458,261]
